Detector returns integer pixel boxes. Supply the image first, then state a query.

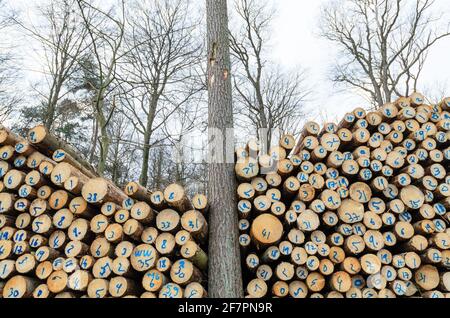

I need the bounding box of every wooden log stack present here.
[236,94,450,298]
[0,124,209,298]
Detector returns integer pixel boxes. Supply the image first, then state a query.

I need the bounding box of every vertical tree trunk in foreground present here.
[206,0,243,298]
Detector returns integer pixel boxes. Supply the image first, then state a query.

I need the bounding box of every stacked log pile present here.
[235,94,450,298]
[0,124,208,298]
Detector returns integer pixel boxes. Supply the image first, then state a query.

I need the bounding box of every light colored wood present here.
[180,240,208,271]
[130,244,158,272]
[28,125,96,175]
[163,183,193,212]
[67,270,92,292]
[184,282,207,298]
[141,227,159,245]
[52,149,97,178]
[156,209,180,233]
[130,201,154,225]
[82,177,128,205]
[3,275,39,298]
[250,213,283,246]
[159,282,183,298]
[87,278,109,298]
[109,276,138,297]
[180,210,208,242]
[170,259,202,286]
[246,278,267,298]
[235,157,259,181]
[47,270,68,294]
[192,194,209,213]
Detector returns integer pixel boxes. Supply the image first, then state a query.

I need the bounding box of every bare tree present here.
[0,0,20,121]
[163,97,206,191]
[206,0,243,298]
[320,0,450,107]
[76,0,126,175]
[119,0,203,187]
[13,0,88,131]
[229,0,309,151]
[108,111,139,185]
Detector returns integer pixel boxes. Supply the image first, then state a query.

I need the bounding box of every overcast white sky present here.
[269,0,450,121]
[4,0,450,124]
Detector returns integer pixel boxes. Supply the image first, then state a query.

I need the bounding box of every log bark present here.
[206,0,243,298]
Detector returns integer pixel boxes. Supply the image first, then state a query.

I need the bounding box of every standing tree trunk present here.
[139,95,158,187]
[98,119,110,176]
[206,0,243,298]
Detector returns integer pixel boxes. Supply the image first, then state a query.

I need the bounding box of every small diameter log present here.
[49,189,73,210]
[0,127,22,146]
[155,233,176,256]
[175,230,192,247]
[149,191,167,210]
[25,170,48,188]
[3,169,26,191]
[47,270,69,294]
[159,283,183,298]
[0,193,17,214]
[67,270,92,292]
[90,237,114,258]
[180,240,208,271]
[87,278,109,298]
[26,152,48,169]
[192,194,209,214]
[124,181,152,203]
[69,197,96,219]
[184,282,207,298]
[0,145,15,162]
[246,278,268,298]
[123,219,144,241]
[142,269,168,293]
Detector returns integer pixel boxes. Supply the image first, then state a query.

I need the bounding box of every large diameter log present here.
[170,259,202,286]
[163,184,193,212]
[414,265,439,291]
[250,214,283,247]
[2,275,39,298]
[180,210,208,242]
[154,208,179,233]
[82,177,128,205]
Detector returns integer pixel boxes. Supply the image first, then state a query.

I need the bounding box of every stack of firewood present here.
[0,124,208,298]
[235,94,450,298]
